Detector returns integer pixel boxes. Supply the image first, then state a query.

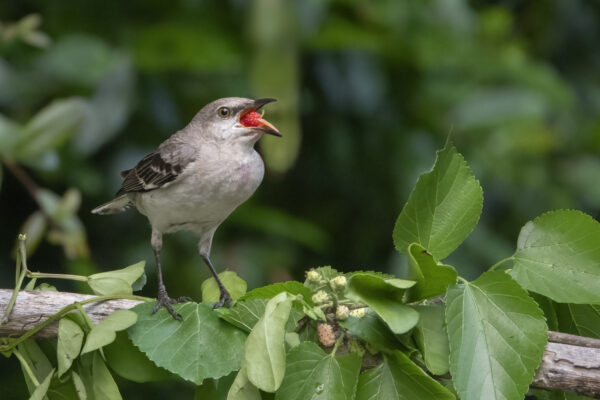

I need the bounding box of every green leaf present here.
[413,305,450,375]
[202,271,247,302]
[241,281,314,305]
[406,243,457,302]
[285,332,300,349]
[347,273,419,334]
[338,309,401,353]
[227,366,261,400]
[81,310,138,354]
[128,301,246,385]
[355,350,455,400]
[194,372,236,400]
[216,298,269,332]
[275,342,362,400]
[104,331,171,383]
[15,211,47,258]
[57,318,84,376]
[555,303,600,338]
[0,115,21,157]
[71,370,87,400]
[530,292,559,331]
[511,210,600,304]
[14,98,87,161]
[29,368,55,400]
[216,298,302,333]
[17,339,53,394]
[87,261,145,296]
[393,145,483,260]
[245,292,292,392]
[310,266,340,281]
[446,271,547,400]
[75,352,122,400]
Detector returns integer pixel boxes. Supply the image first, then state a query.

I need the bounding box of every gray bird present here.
[92,97,280,319]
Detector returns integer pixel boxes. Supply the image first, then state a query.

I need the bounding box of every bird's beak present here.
[240,98,282,137]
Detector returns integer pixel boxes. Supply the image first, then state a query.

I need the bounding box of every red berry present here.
[240,111,262,127]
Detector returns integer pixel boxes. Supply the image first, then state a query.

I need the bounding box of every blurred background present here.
[0,0,599,398]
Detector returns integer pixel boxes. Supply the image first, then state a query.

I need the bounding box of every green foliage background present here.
[0,0,599,398]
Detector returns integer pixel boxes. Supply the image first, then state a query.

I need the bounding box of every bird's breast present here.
[135,149,264,233]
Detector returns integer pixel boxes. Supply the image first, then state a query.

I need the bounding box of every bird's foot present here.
[153,289,192,320]
[212,289,233,309]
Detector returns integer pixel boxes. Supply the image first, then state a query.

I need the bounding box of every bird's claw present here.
[213,290,233,309]
[153,290,192,320]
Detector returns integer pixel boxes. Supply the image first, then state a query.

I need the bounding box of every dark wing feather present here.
[116,152,185,196]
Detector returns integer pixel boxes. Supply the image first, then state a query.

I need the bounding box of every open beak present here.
[240,98,282,137]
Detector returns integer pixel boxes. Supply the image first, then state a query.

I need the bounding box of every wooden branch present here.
[0,289,143,338]
[1,289,600,397]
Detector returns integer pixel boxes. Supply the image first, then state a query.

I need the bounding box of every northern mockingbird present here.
[92,97,281,320]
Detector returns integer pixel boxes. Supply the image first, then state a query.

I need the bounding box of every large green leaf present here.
[245,292,292,392]
[216,298,269,332]
[81,309,137,354]
[17,339,53,394]
[445,271,547,400]
[338,309,401,353]
[413,305,449,375]
[87,261,146,296]
[14,98,87,162]
[193,372,237,400]
[511,210,600,304]
[128,301,247,385]
[104,331,171,383]
[406,243,457,302]
[555,303,600,338]
[347,273,419,334]
[57,318,84,376]
[241,281,313,305]
[393,145,483,260]
[75,352,122,400]
[29,368,55,400]
[227,366,261,400]
[201,271,247,302]
[217,298,304,334]
[355,350,454,400]
[275,342,361,400]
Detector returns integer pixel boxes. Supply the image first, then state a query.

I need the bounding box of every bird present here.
[92,97,281,320]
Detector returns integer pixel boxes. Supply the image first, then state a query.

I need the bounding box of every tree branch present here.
[0,289,599,397]
[0,289,143,338]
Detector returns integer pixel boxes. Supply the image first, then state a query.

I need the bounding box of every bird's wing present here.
[116,143,195,195]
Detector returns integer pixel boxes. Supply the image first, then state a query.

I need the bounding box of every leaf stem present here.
[0,294,150,352]
[26,271,88,282]
[489,256,515,272]
[457,276,469,284]
[13,348,40,386]
[1,235,29,325]
[331,332,345,356]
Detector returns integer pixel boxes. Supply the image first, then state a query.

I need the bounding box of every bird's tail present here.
[91,195,132,215]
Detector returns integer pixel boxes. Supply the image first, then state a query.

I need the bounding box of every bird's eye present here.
[217,107,231,118]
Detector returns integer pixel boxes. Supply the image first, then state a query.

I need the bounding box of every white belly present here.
[132,149,264,235]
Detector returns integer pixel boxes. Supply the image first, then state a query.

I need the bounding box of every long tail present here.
[91,195,132,215]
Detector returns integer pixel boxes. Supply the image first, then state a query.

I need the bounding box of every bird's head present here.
[191,97,281,144]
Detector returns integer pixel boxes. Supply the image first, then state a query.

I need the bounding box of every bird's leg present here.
[151,230,191,320]
[201,254,232,308]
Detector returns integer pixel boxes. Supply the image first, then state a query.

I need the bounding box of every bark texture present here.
[1,289,600,397]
